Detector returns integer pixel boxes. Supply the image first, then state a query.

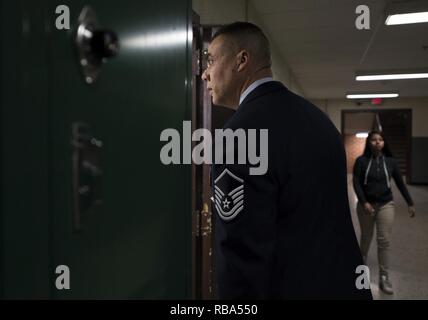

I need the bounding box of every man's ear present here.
[236,50,249,72]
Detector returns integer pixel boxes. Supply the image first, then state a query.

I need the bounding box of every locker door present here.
[1,0,52,299]
[48,0,192,298]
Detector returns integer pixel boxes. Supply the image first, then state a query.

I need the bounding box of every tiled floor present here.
[347,175,428,300]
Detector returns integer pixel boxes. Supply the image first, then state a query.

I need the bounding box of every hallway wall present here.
[344,135,365,173]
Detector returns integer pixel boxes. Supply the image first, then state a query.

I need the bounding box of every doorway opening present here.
[341,109,412,181]
[191,17,235,299]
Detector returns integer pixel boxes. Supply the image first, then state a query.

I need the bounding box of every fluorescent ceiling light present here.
[356,132,369,138]
[346,93,399,99]
[385,0,428,25]
[356,73,428,81]
[386,11,428,25]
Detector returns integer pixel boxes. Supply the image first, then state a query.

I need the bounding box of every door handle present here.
[71,122,103,231]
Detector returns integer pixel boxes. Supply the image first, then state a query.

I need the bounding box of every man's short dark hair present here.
[212,22,271,67]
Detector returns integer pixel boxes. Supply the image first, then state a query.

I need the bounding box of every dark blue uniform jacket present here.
[212,81,373,299]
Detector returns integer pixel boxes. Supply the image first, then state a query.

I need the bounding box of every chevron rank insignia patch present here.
[214,168,244,221]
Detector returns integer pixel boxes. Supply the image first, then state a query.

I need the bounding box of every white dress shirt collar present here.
[239,77,274,105]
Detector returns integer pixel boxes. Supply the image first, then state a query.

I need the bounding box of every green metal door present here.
[1,0,192,299]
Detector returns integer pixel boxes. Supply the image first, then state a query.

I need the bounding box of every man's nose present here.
[201,69,209,81]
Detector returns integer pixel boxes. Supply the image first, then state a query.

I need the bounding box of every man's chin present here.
[212,97,237,108]
[212,95,221,106]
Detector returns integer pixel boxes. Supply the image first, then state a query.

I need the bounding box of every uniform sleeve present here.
[391,159,414,206]
[213,161,277,299]
[352,157,367,204]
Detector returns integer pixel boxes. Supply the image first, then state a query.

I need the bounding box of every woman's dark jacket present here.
[353,154,414,206]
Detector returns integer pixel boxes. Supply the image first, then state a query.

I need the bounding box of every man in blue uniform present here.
[201,22,372,299]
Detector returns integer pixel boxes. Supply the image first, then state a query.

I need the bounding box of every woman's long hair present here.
[363,130,394,157]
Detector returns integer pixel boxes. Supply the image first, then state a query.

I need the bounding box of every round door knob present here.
[75,6,120,84]
[91,29,120,59]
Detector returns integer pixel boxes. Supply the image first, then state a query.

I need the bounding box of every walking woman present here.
[353,130,415,295]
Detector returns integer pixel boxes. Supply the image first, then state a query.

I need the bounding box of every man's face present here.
[201,36,241,107]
